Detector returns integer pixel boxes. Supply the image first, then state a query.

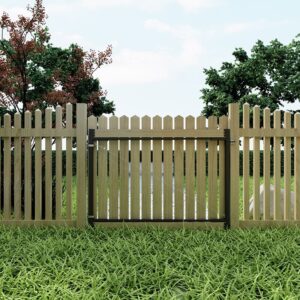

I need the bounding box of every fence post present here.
[228,103,240,228]
[76,103,87,227]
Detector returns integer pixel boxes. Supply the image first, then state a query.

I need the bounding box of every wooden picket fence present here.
[0,102,299,228]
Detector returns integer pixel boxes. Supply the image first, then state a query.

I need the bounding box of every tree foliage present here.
[0,0,115,119]
[201,35,300,119]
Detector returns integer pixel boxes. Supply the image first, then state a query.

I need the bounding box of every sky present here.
[1,0,300,117]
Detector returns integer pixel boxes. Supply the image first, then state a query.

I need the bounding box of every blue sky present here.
[1,0,300,116]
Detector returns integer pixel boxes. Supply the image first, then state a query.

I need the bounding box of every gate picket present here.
[174,116,184,219]
[120,116,129,219]
[196,116,206,219]
[186,116,195,220]
[130,116,140,219]
[108,116,119,219]
[163,116,173,220]
[153,116,162,219]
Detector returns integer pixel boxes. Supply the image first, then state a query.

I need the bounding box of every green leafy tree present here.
[0,0,115,120]
[201,35,300,120]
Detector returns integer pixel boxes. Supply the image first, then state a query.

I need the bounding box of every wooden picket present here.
[208,116,218,219]
[66,104,73,220]
[186,116,195,220]
[163,116,173,220]
[119,116,129,219]
[98,116,108,219]
[130,116,140,219]
[284,112,291,220]
[253,106,260,220]
[174,116,184,219]
[55,106,63,220]
[153,116,163,219]
[14,113,22,220]
[242,104,250,220]
[196,116,206,219]
[263,108,271,220]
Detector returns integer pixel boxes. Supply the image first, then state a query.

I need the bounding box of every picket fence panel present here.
[0,102,300,228]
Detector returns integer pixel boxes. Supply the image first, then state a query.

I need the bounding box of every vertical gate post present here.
[228,103,240,228]
[88,129,95,226]
[224,129,231,229]
[76,103,87,227]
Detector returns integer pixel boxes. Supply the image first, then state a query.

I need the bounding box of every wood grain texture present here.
[108,116,119,219]
[98,116,108,219]
[174,116,184,219]
[186,116,195,220]
[14,113,22,220]
[263,108,271,220]
[34,110,42,220]
[153,116,162,219]
[120,116,129,219]
[163,116,173,219]
[196,116,206,219]
[24,111,32,220]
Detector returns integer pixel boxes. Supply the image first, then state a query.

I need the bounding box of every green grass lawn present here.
[0,226,300,299]
[1,177,299,298]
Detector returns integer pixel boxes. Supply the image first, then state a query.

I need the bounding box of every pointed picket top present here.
[263,107,270,128]
[219,115,228,128]
[35,109,42,129]
[175,115,183,121]
[66,104,72,127]
[243,103,250,128]
[109,115,118,129]
[131,115,140,130]
[196,115,206,128]
[284,111,291,128]
[153,115,162,130]
[208,115,217,128]
[45,107,52,128]
[14,112,21,128]
[295,113,300,129]
[163,115,173,130]
[4,113,11,128]
[142,115,151,129]
[25,110,32,128]
[185,115,195,129]
[98,115,107,129]
[253,105,260,129]
[273,110,281,129]
[120,115,129,130]
[56,106,62,129]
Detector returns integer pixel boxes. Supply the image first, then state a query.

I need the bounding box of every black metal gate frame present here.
[88,129,231,229]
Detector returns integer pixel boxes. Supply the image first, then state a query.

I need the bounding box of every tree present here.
[200,35,300,120]
[0,0,115,120]
[0,0,115,217]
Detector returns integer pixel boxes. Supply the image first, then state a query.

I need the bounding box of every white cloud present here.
[98,19,204,86]
[80,0,222,12]
[176,0,225,12]
[98,48,174,85]
[80,0,170,11]
[144,19,203,66]
[224,19,291,34]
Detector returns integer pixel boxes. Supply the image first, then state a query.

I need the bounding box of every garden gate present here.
[87,121,231,228]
